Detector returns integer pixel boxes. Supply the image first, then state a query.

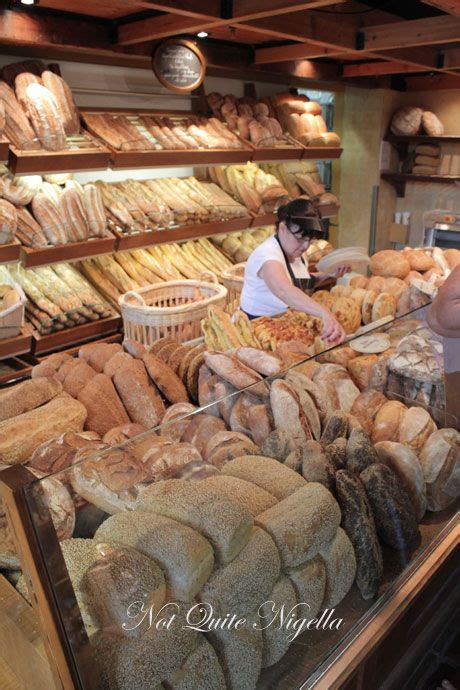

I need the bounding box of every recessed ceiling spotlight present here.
[197,31,208,38]
[20,0,37,4]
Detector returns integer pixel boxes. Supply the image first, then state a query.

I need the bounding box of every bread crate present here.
[119,279,227,346]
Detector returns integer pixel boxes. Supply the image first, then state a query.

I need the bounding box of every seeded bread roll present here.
[91,601,200,689]
[375,441,427,520]
[222,455,306,500]
[199,527,280,617]
[256,483,341,567]
[335,471,382,600]
[165,638,226,690]
[199,475,276,516]
[319,527,356,608]
[286,556,325,617]
[208,611,263,690]
[137,479,253,564]
[95,511,214,602]
[261,577,298,668]
[0,376,62,422]
[60,538,100,629]
[81,543,166,638]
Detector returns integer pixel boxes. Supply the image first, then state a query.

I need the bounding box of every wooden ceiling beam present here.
[129,1,221,19]
[343,60,431,77]
[443,46,460,68]
[362,15,460,51]
[404,72,460,90]
[420,0,460,17]
[117,13,214,45]
[254,42,388,64]
[230,0,348,20]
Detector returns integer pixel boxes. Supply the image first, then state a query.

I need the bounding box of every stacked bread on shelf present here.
[82,111,245,151]
[212,225,273,263]
[273,92,341,147]
[0,59,79,151]
[390,106,444,137]
[207,162,288,214]
[261,160,340,213]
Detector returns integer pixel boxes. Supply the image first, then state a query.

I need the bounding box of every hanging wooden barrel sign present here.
[152,38,206,93]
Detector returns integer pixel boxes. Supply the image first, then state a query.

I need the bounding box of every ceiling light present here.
[197,31,208,38]
[20,0,37,4]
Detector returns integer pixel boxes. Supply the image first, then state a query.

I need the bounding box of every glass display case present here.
[0,305,458,690]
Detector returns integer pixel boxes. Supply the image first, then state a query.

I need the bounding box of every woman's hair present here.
[276,197,324,237]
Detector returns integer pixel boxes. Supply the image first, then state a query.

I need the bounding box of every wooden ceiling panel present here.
[421,0,460,17]
[36,0,148,19]
[363,15,460,50]
[206,26,273,44]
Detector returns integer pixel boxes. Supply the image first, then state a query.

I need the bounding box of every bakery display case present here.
[0,305,458,690]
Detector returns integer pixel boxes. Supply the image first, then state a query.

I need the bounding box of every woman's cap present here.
[277,198,325,238]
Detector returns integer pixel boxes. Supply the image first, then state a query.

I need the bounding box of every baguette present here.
[41,70,79,135]
[15,206,48,247]
[84,184,106,238]
[59,182,89,242]
[24,83,66,151]
[31,192,67,245]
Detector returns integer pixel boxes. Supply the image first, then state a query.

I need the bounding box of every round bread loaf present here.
[419,428,460,511]
[349,275,369,289]
[347,354,378,390]
[331,297,361,334]
[370,250,410,279]
[406,250,435,272]
[286,556,325,619]
[372,292,397,322]
[350,390,387,435]
[421,111,444,136]
[375,441,427,520]
[371,400,406,444]
[390,106,423,136]
[398,407,437,452]
[261,577,299,668]
[382,277,407,297]
[367,276,386,293]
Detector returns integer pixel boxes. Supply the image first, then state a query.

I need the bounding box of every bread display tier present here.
[0,138,9,164]
[20,230,117,268]
[31,314,121,354]
[0,328,32,359]
[382,172,460,197]
[0,238,20,264]
[0,304,458,689]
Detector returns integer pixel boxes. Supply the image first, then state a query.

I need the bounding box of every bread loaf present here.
[165,638,226,690]
[209,612,262,690]
[419,428,460,512]
[0,79,39,150]
[81,544,166,638]
[0,199,17,244]
[142,350,189,404]
[347,354,378,391]
[181,414,227,456]
[371,400,406,443]
[77,374,130,436]
[31,191,67,245]
[142,442,203,482]
[0,376,62,422]
[319,527,356,607]
[375,441,427,520]
[41,69,79,135]
[113,359,164,429]
[285,371,333,422]
[422,111,443,136]
[390,106,423,136]
[199,475,276,516]
[204,351,269,398]
[103,351,133,378]
[300,441,330,487]
[95,510,214,601]
[62,360,97,398]
[350,390,387,436]
[256,483,341,567]
[59,182,89,242]
[60,538,99,629]
[270,379,312,445]
[320,411,349,446]
[223,455,306,500]
[398,406,436,452]
[28,431,100,475]
[137,479,253,564]
[372,292,396,322]
[370,250,410,279]
[260,429,300,462]
[335,470,382,600]
[260,577,298,668]
[286,556,325,616]
[0,392,86,465]
[160,402,198,442]
[84,184,106,238]
[346,428,378,474]
[234,347,281,376]
[199,526,280,617]
[24,83,66,151]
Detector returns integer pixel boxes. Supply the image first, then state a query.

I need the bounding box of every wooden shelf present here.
[20,231,117,268]
[0,330,33,360]
[386,134,460,145]
[302,147,343,160]
[0,138,9,164]
[8,133,111,175]
[381,172,460,196]
[110,148,254,169]
[31,315,121,355]
[0,239,21,264]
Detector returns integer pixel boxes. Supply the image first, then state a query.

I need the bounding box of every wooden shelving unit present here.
[20,231,117,268]
[381,172,460,197]
[0,330,33,360]
[0,138,9,164]
[0,239,21,265]
[386,134,460,145]
[31,315,122,355]
[8,133,112,175]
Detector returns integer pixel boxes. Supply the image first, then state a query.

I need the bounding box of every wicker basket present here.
[221,262,245,313]
[0,278,26,340]
[119,279,227,346]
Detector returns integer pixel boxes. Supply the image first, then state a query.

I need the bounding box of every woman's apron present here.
[243,234,316,320]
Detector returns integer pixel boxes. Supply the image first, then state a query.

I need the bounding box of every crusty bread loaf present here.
[41,69,79,135]
[62,360,96,398]
[261,577,298,668]
[0,392,86,465]
[398,407,437,452]
[375,441,427,520]
[137,479,253,564]
[419,428,460,512]
[199,526,280,617]
[371,400,406,444]
[285,371,333,422]
[113,358,164,429]
[142,441,203,482]
[256,483,341,567]
[319,527,356,607]
[222,455,306,500]
[370,250,410,279]
[103,351,133,378]
[95,510,213,602]
[346,428,378,475]
[81,544,166,638]
[260,429,300,462]
[204,351,269,398]
[181,414,227,456]
[347,355,378,391]
[390,106,423,136]
[77,374,130,436]
[422,111,444,136]
[199,475,277,516]
[234,347,281,376]
[79,342,123,373]
[270,379,312,445]
[0,198,17,244]
[0,376,62,421]
[24,83,66,151]
[142,350,189,404]
[300,441,330,487]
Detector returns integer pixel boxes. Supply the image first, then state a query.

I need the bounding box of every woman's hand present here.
[320,310,346,344]
[331,264,351,278]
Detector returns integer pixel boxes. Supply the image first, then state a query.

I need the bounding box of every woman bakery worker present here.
[240,198,348,343]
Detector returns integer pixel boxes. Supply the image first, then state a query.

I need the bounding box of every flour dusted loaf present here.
[137,479,253,564]
[199,475,277,515]
[113,358,165,428]
[346,428,379,475]
[260,577,298,668]
[77,374,129,436]
[222,455,306,500]
[375,441,427,520]
[419,428,460,511]
[286,556,325,617]
[390,106,423,136]
[81,543,166,638]
[208,611,263,690]
[95,510,214,602]
[256,483,341,567]
[370,250,410,279]
[199,527,280,617]
[398,406,437,452]
[335,470,383,600]
[319,527,356,607]
[260,429,301,461]
[165,638,226,690]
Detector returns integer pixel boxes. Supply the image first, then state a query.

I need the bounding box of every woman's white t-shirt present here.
[240,235,310,316]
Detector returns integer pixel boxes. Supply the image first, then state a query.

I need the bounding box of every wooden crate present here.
[31,315,122,355]
[0,330,32,360]
[249,134,304,162]
[301,146,343,160]
[0,138,9,164]
[8,132,111,175]
[20,230,117,268]
[0,239,21,264]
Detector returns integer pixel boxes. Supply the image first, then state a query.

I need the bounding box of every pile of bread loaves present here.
[273,92,341,148]
[390,106,444,137]
[207,92,285,147]
[0,59,79,151]
[206,162,289,214]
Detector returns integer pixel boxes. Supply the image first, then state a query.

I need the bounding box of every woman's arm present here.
[259,260,346,342]
[427,265,460,338]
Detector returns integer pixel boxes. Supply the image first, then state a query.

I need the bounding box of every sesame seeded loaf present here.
[319,527,357,608]
[221,455,306,500]
[199,475,277,516]
[286,556,326,619]
[136,479,253,564]
[208,611,263,690]
[260,577,298,668]
[165,638,226,690]
[255,484,341,568]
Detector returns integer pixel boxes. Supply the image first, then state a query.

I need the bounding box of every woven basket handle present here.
[200,270,218,284]
[124,290,146,306]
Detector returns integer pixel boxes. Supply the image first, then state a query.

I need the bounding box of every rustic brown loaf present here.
[79,342,123,373]
[77,373,130,436]
[142,350,189,404]
[0,198,17,244]
[16,206,48,247]
[0,392,87,465]
[0,376,62,422]
[113,358,165,429]
[59,182,89,242]
[371,400,406,444]
[24,83,66,151]
[234,347,281,376]
[347,355,378,391]
[398,406,437,452]
[181,414,227,456]
[14,72,42,113]
[256,483,341,567]
[270,379,312,445]
[41,69,79,135]
[0,79,39,150]
[141,441,202,482]
[370,250,410,279]
[137,479,254,564]
[375,441,427,520]
[204,351,269,398]
[422,111,444,136]
[350,390,387,435]
[419,428,460,512]
[61,360,96,398]
[31,192,67,245]
[390,106,423,136]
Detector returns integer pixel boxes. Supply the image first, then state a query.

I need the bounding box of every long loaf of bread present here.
[24,83,66,151]
[41,70,79,135]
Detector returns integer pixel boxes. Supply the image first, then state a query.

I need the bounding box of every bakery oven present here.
[423,210,460,249]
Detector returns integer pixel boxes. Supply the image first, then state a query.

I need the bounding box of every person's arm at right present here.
[427,265,460,338]
[259,260,345,343]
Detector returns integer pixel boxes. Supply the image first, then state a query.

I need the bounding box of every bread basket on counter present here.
[0,273,26,340]
[119,279,227,346]
[221,262,245,313]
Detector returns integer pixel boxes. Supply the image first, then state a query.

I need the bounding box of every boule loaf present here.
[199,526,280,617]
[95,510,214,601]
[160,402,198,441]
[24,82,66,151]
[375,441,427,520]
[370,250,410,279]
[398,406,437,452]
[137,479,253,564]
[261,577,298,668]
[371,400,406,444]
[113,359,164,429]
[181,414,227,456]
[0,392,86,465]
[222,455,306,500]
[319,527,356,607]
[81,544,166,638]
[199,475,276,516]
[286,556,325,617]
[255,483,341,567]
[419,428,460,511]
[103,423,147,445]
[335,470,382,600]
[350,390,387,435]
[0,376,62,422]
[142,442,203,482]
[78,374,129,436]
